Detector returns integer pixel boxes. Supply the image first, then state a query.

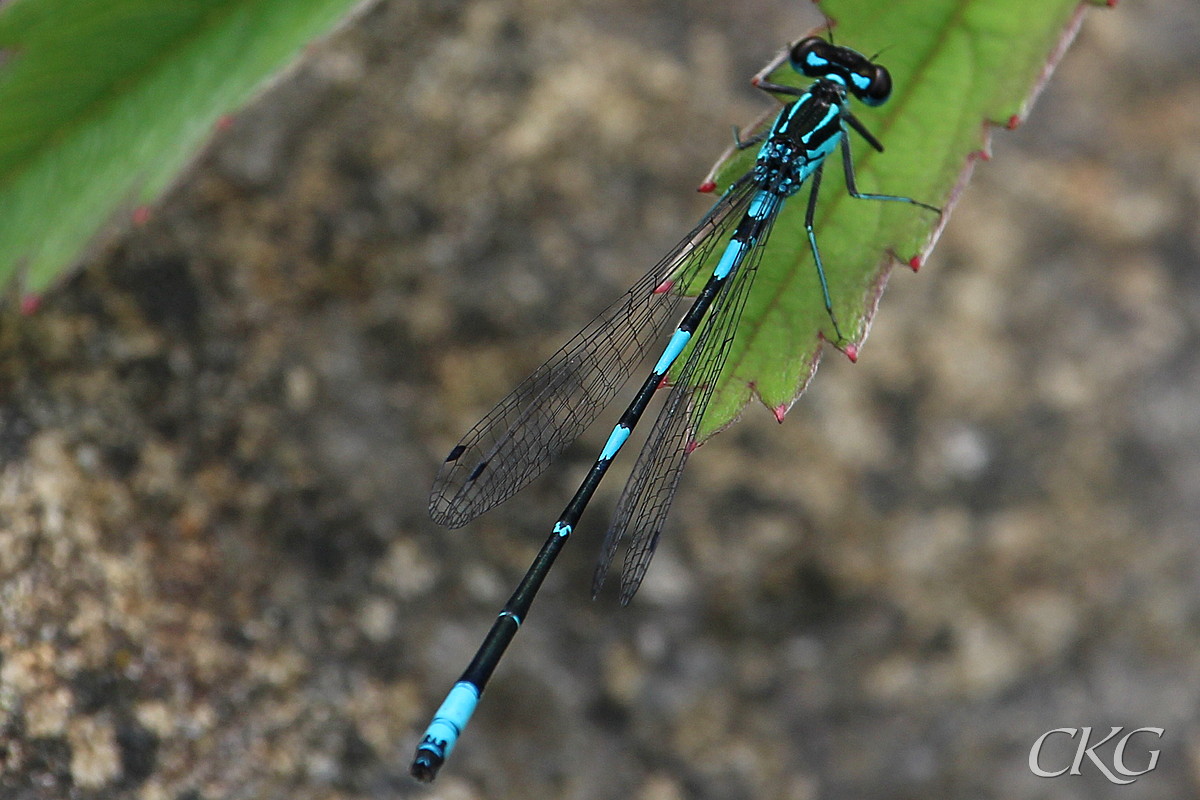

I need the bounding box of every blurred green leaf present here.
[689,0,1109,439]
[0,0,369,296]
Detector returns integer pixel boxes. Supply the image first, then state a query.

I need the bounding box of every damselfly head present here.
[790,37,892,107]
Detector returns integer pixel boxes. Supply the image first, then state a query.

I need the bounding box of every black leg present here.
[754,80,804,98]
[803,163,845,343]
[840,134,941,214]
[732,125,766,151]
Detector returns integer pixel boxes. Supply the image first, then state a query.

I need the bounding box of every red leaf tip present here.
[1006,114,1021,130]
[684,440,700,455]
[844,343,859,363]
[773,404,787,423]
[698,180,717,194]
[132,205,152,225]
[20,294,41,315]
[653,279,674,294]
[216,114,235,131]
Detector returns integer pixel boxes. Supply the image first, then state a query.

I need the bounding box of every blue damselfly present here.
[411,35,939,782]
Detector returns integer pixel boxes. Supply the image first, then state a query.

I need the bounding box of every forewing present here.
[429,175,759,528]
[594,194,779,603]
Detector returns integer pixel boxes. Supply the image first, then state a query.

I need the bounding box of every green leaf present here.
[687,0,1110,440]
[0,0,368,296]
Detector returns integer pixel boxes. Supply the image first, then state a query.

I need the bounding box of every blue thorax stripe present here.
[801,105,840,144]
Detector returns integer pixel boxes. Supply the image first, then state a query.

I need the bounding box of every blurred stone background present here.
[1,1,1198,798]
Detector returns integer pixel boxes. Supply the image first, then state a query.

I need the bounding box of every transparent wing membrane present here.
[594,194,781,604]
[429,175,759,528]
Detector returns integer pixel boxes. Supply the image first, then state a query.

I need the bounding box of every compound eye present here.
[789,37,829,77]
[861,64,892,106]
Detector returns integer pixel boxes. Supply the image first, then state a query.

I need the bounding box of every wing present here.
[592,192,782,604]
[429,174,760,529]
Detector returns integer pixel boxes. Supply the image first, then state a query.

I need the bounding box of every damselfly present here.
[411,35,939,782]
